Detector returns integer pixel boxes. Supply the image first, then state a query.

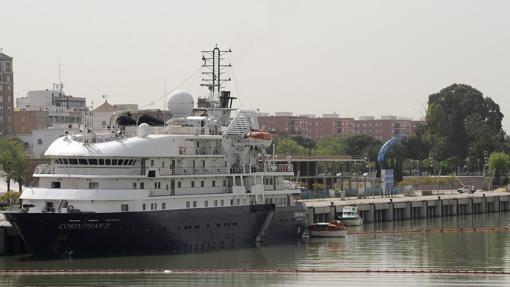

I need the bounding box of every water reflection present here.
[1,213,510,286]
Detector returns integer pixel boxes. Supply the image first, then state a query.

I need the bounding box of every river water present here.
[1,213,510,286]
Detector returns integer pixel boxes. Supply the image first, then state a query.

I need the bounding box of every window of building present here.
[121,204,129,212]
[214,200,218,207]
[212,180,216,187]
[162,202,166,210]
[230,199,234,206]
[192,201,197,208]
[133,182,137,189]
[201,181,204,187]
[140,182,144,189]
[37,139,43,145]
[221,200,224,206]
[143,203,146,211]
[178,181,181,188]
[186,201,190,208]
[204,200,208,207]
[89,182,98,189]
[150,160,154,167]
[51,181,61,188]
[191,181,195,188]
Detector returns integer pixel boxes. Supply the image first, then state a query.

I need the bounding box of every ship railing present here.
[229,164,293,174]
[148,186,232,197]
[178,147,223,155]
[159,166,229,176]
[34,166,140,176]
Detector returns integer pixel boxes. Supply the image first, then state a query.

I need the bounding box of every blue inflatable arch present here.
[377,137,402,166]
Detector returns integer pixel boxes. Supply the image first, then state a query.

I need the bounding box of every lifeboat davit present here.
[246,131,272,140]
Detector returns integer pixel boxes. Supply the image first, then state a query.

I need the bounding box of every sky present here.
[2,0,510,131]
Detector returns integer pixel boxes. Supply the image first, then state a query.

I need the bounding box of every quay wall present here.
[304,192,510,224]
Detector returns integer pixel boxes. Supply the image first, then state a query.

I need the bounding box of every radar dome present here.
[167,91,194,117]
[138,123,151,138]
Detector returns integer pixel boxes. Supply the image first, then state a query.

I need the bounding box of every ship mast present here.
[200,45,232,107]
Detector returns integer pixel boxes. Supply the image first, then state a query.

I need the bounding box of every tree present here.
[424,84,505,166]
[291,136,316,151]
[0,139,29,194]
[488,152,510,185]
[275,138,307,156]
[313,137,345,156]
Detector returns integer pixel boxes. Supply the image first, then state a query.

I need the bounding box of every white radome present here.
[138,123,151,138]
[167,91,194,117]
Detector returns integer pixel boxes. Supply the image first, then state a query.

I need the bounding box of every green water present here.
[1,213,510,286]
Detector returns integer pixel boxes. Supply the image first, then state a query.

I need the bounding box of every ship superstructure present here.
[6,46,307,258]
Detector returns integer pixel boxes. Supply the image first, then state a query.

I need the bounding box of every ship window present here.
[123,159,129,166]
[69,158,78,165]
[105,159,111,165]
[118,159,124,165]
[89,182,98,189]
[186,201,190,208]
[201,181,204,187]
[148,170,156,177]
[131,159,137,165]
[191,181,195,188]
[98,159,104,165]
[133,182,137,189]
[121,204,129,212]
[162,203,166,210]
[63,158,69,164]
[78,158,88,165]
[192,201,197,208]
[88,158,98,165]
[51,181,61,188]
[143,203,146,211]
[212,181,216,187]
[140,182,144,189]
[204,200,208,207]
[54,159,60,164]
[112,159,118,165]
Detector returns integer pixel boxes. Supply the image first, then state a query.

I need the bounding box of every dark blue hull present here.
[5,204,306,258]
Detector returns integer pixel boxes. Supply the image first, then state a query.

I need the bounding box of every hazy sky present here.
[2,0,510,131]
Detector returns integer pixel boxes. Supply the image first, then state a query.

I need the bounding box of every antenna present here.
[200,45,232,96]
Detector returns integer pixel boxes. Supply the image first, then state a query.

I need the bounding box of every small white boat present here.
[339,206,363,226]
[308,220,346,237]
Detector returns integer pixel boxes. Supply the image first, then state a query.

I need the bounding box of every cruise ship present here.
[5,46,307,258]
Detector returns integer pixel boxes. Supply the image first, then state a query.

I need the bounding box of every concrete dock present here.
[303,190,510,224]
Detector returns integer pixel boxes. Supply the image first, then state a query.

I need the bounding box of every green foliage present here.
[313,137,345,156]
[424,84,504,166]
[0,138,30,193]
[397,176,457,187]
[275,138,307,156]
[488,152,510,174]
[0,191,21,206]
[290,136,316,150]
[311,183,325,191]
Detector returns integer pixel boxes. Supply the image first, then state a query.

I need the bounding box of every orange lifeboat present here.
[246,131,272,140]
